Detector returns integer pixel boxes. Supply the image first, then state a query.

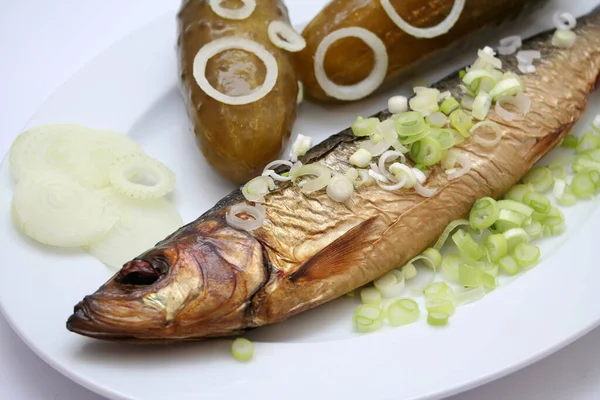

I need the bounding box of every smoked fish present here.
[68,8,600,342]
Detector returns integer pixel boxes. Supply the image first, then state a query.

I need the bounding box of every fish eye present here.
[117,255,170,286]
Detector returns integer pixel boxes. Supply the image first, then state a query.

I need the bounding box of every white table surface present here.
[1,1,600,399]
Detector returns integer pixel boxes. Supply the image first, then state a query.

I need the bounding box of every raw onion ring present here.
[262,160,293,182]
[193,37,278,105]
[470,121,503,147]
[268,21,306,52]
[209,0,256,20]
[414,181,436,197]
[445,150,471,179]
[380,0,465,39]
[226,203,266,231]
[314,27,388,101]
[495,93,531,121]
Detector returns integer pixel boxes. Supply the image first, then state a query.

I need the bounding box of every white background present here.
[1,1,600,399]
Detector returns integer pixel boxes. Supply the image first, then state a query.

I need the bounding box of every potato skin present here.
[295,0,535,102]
[178,0,298,184]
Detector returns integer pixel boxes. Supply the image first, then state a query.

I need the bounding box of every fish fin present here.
[289,217,378,282]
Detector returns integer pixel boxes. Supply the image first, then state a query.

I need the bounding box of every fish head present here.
[67,217,268,342]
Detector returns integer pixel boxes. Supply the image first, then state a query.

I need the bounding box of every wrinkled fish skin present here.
[67,8,600,342]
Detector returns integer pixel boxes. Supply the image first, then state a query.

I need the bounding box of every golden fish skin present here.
[67,8,600,342]
[295,0,546,102]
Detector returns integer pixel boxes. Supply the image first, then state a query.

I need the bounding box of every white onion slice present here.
[438,91,452,102]
[262,159,293,182]
[268,21,306,52]
[495,92,531,121]
[518,63,536,74]
[445,150,471,179]
[516,50,541,65]
[314,27,388,101]
[242,176,275,202]
[9,124,143,187]
[414,181,436,197]
[13,172,116,247]
[193,37,278,105]
[368,163,389,183]
[291,164,332,193]
[108,154,176,199]
[380,0,465,39]
[412,168,426,184]
[297,81,304,104]
[553,11,576,30]
[497,35,522,55]
[226,203,266,232]
[378,150,405,181]
[470,121,503,147]
[86,189,183,268]
[209,0,256,20]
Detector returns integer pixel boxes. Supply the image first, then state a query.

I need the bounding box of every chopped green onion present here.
[513,243,540,268]
[498,255,519,275]
[482,264,499,277]
[399,129,430,145]
[345,290,355,297]
[523,167,553,193]
[462,69,495,86]
[441,254,462,283]
[231,338,254,361]
[493,209,527,232]
[549,164,567,180]
[576,133,599,154]
[461,96,474,110]
[583,148,600,161]
[402,262,417,280]
[472,91,492,120]
[386,298,420,326]
[426,299,455,315]
[450,109,473,138]
[360,287,382,305]
[523,219,544,240]
[504,184,534,202]
[410,137,443,166]
[459,264,496,289]
[469,197,499,229]
[455,286,486,305]
[484,233,507,262]
[561,134,579,149]
[421,248,443,268]
[452,229,485,261]
[429,128,456,150]
[497,199,535,217]
[556,184,577,206]
[571,170,596,198]
[433,219,470,250]
[373,270,405,298]
[522,192,552,219]
[489,77,522,100]
[352,116,379,137]
[409,92,439,116]
[552,29,577,49]
[349,148,372,168]
[427,312,450,326]
[441,96,460,115]
[371,133,384,144]
[395,111,427,136]
[353,304,384,333]
[425,112,448,128]
[423,281,455,301]
[542,206,565,235]
[458,69,466,79]
[503,228,530,252]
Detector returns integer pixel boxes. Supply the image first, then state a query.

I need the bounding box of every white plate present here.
[1,1,600,399]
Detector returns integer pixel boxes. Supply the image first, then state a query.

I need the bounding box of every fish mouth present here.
[66,257,173,341]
